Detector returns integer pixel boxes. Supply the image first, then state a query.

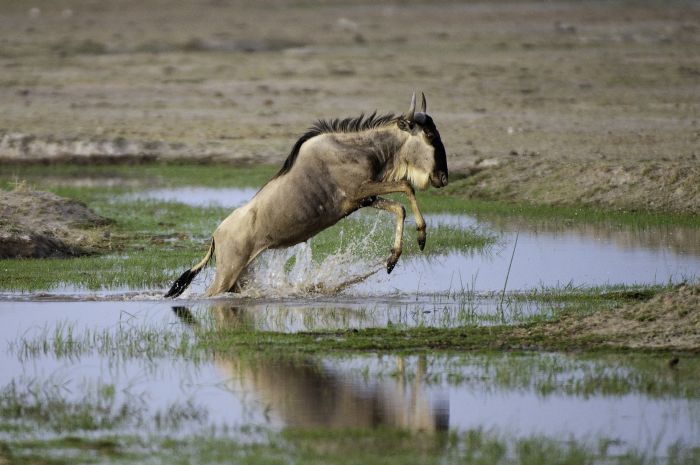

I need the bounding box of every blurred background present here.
[1,0,699,211]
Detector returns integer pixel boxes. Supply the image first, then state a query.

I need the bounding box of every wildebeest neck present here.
[328,128,406,181]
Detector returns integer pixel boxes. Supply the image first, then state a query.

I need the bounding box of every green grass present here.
[2,419,698,465]
[0,163,278,191]
[418,187,700,228]
[0,199,226,291]
[0,206,494,291]
[7,283,692,369]
[5,162,696,226]
[0,377,209,437]
[0,164,499,292]
[4,158,692,292]
[309,214,495,261]
[11,317,700,398]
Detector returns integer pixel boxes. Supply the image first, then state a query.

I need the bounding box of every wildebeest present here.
[165,93,448,298]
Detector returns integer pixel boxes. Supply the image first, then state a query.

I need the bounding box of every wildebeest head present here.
[396,93,448,190]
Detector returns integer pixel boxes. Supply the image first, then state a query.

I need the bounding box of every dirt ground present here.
[1,0,698,212]
[0,184,110,258]
[527,282,700,352]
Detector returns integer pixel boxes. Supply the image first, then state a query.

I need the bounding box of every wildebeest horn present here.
[420,92,427,113]
[405,92,416,121]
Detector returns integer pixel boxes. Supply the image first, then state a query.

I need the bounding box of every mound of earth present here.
[533,283,700,352]
[447,158,700,215]
[0,186,111,258]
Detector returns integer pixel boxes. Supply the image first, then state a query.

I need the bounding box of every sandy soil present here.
[0,0,698,212]
[0,185,110,258]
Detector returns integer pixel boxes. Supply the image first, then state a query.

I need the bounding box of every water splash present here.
[234,219,387,297]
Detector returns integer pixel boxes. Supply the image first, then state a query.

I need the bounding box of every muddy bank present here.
[0,186,111,258]
[447,158,700,214]
[517,283,700,352]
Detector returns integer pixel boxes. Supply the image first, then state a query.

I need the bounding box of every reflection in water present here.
[474,213,700,257]
[120,187,259,208]
[2,300,699,451]
[166,302,700,450]
[350,214,700,294]
[203,304,449,431]
[183,295,556,332]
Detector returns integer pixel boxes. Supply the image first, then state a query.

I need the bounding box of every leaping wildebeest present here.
[165,93,448,298]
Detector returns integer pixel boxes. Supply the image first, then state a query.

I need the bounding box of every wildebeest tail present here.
[165,238,215,298]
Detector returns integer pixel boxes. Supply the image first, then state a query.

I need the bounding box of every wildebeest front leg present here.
[356,181,427,251]
[368,197,405,273]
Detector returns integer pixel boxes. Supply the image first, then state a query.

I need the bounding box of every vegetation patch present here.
[1,426,698,465]
[10,284,696,358]
[0,165,498,292]
[0,378,208,435]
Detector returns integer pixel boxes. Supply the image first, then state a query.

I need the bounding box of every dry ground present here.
[1,0,699,212]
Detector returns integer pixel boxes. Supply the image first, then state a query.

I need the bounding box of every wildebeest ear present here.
[404,92,416,121]
[420,92,427,113]
[397,118,411,131]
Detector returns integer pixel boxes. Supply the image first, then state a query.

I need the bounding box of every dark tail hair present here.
[165,238,215,298]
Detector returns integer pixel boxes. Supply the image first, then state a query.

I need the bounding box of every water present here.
[0,295,553,332]
[4,186,698,330]
[126,187,700,293]
[2,186,699,455]
[121,187,259,208]
[1,301,698,451]
[358,220,700,294]
[170,212,700,299]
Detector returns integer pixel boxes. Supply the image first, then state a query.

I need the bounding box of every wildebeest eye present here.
[424,130,434,140]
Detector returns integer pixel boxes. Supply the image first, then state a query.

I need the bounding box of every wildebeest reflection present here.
[173,305,449,431]
[166,93,448,298]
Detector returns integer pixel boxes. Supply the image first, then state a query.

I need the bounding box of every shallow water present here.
[2,186,700,455]
[1,301,698,451]
[124,187,700,293]
[121,186,259,208]
[0,294,555,331]
[359,219,700,293]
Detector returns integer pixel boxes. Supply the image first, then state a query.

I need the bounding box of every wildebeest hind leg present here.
[205,236,255,297]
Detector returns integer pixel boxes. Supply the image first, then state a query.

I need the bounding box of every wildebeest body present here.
[166,94,448,298]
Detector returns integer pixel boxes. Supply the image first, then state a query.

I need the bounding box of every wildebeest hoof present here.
[386,249,401,274]
[417,230,426,251]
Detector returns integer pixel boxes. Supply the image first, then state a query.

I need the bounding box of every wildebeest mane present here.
[274,112,398,178]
